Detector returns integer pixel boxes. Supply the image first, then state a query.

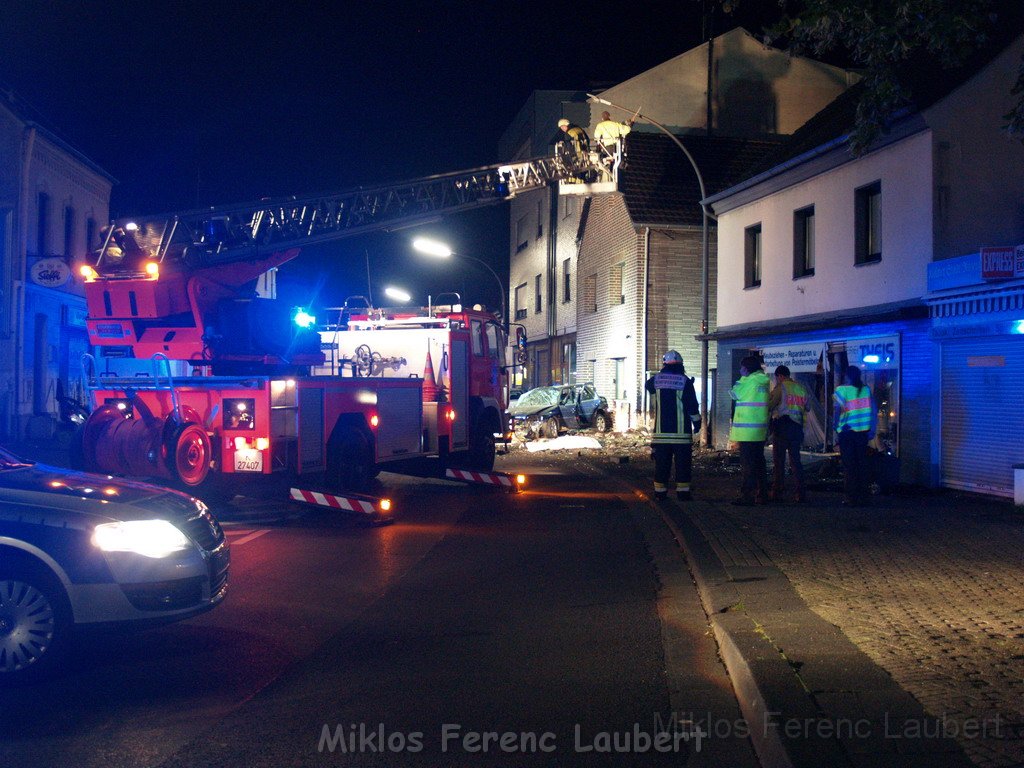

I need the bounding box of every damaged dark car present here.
[507,383,613,440]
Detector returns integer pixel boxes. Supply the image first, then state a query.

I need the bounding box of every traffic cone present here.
[422,347,438,401]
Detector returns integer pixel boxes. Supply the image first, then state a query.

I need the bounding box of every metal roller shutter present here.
[941,336,1024,496]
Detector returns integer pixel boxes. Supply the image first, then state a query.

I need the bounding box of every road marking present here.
[230,529,270,547]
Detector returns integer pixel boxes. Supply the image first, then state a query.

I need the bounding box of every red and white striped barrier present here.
[444,468,523,492]
[289,487,393,521]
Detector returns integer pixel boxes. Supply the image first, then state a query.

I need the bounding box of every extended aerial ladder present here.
[73,145,617,497]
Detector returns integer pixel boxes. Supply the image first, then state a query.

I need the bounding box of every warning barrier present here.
[289,487,393,521]
[445,468,523,492]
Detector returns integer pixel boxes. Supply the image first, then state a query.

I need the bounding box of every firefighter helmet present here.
[663,350,683,364]
[557,118,570,128]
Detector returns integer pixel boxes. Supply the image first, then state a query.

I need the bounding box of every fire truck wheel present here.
[328,427,375,490]
[465,423,496,471]
[168,424,213,488]
[542,417,560,439]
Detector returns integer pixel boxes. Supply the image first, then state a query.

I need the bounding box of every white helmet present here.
[557,118,570,128]
[663,350,683,364]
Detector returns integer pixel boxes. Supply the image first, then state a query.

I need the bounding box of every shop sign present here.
[980,246,1024,280]
[848,335,899,368]
[29,258,71,288]
[759,342,826,373]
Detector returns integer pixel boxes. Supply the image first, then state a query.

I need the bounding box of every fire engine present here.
[74,148,614,499]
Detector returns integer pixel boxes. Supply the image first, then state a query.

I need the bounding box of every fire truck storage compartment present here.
[298,386,324,473]
[449,338,469,449]
[374,382,424,460]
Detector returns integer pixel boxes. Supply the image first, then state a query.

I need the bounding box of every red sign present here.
[981,247,1015,279]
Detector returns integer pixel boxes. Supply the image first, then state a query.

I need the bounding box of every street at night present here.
[0,450,759,767]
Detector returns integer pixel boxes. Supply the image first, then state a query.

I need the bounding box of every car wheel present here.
[542,417,559,439]
[0,564,71,684]
[593,411,611,433]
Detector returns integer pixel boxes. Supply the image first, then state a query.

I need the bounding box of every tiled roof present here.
[618,132,782,227]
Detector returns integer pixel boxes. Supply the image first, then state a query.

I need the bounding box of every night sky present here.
[1,1,779,311]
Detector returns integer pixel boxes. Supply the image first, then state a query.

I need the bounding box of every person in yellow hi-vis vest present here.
[768,365,810,502]
[730,356,770,506]
[834,364,877,506]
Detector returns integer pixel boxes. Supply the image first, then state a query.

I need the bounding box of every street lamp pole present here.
[411,237,507,327]
[587,95,716,447]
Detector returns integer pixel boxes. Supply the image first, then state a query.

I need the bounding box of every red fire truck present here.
[74,151,597,499]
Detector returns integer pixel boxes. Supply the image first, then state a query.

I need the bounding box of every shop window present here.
[744,223,762,288]
[793,206,815,278]
[562,258,571,302]
[855,181,882,264]
[514,283,527,320]
[562,342,576,385]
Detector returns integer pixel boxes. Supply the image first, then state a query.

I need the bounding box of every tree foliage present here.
[762,0,1024,154]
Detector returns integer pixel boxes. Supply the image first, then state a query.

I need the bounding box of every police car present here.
[0,447,229,682]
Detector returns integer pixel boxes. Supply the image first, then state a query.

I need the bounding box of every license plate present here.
[233,448,263,472]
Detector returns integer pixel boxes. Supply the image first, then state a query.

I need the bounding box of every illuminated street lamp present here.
[384,286,411,303]
[412,237,506,326]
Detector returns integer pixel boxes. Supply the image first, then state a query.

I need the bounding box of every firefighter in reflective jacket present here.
[768,365,810,502]
[645,350,700,500]
[729,355,770,505]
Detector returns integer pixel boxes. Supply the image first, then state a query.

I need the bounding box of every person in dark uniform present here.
[645,350,701,500]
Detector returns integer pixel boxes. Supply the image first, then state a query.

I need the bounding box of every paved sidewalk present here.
[599,448,1024,768]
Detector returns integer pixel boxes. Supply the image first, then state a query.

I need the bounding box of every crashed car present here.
[507,383,613,439]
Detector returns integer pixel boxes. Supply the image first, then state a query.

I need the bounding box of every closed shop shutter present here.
[941,336,1024,496]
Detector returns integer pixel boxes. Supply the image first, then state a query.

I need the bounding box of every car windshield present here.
[517,387,560,407]
[0,446,34,470]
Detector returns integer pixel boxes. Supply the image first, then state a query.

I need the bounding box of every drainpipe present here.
[15,125,36,439]
[640,227,650,421]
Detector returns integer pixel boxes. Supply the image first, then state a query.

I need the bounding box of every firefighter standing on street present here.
[645,350,701,500]
[834,364,876,506]
[768,365,810,502]
[730,356,770,506]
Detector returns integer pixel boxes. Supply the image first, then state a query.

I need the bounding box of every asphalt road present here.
[0,452,755,767]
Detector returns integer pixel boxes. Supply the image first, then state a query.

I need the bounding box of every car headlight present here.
[92,520,192,558]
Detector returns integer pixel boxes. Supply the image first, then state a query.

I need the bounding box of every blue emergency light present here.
[293,308,316,328]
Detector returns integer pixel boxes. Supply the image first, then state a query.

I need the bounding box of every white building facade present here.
[707,34,1024,493]
[0,93,114,439]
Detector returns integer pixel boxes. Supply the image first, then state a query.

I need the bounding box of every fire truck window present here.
[471,320,483,356]
[224,398,256,430]
[485,323,500,358]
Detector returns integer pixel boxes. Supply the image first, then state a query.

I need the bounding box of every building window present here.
[609,261,625,305]
[562,342,576,385]
[516,215,528,253]
[534,274,542,313]
[36,192,50,256]
[612,358,627,400]
[562,258,571,302]
[583,273,597,313]
[855,181,882,264]
[86,217,96,252]
[514,283,527,320]
[744,223,762,289]
[793,206,815,278]
[536,199,543,238]
[63,206,75,257]
[562,196,576,219]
